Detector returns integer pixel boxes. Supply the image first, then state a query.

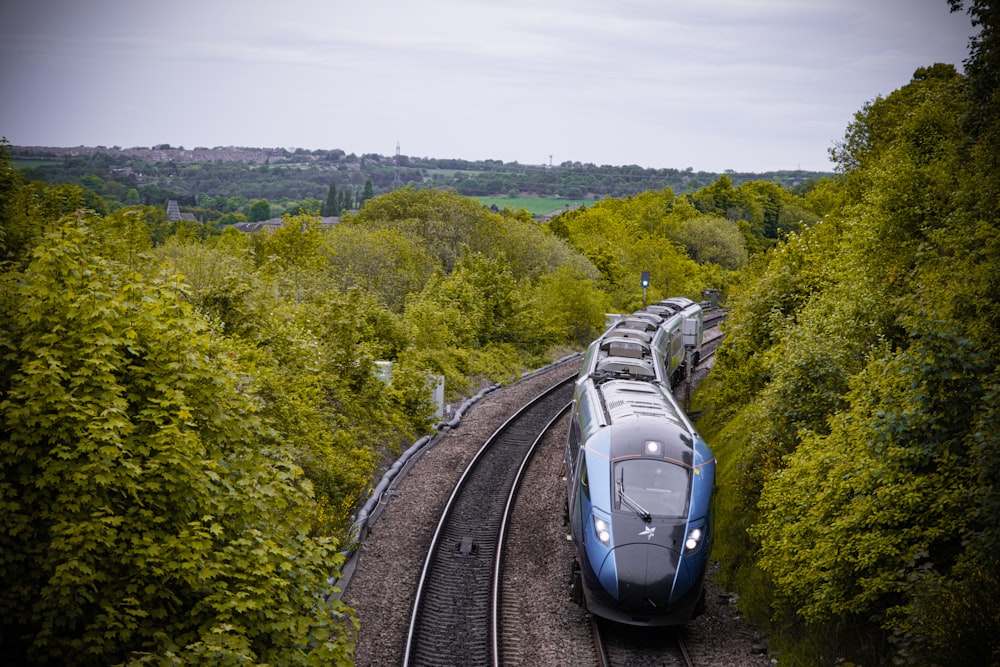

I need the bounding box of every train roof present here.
[597,336,647,359]
[591,379,696,463]
[654,297,699,313]
[604,328,653,344]
[643,303,681,317]
[609,316,660,333]
[582,335,663,384]
[600,380,685,427]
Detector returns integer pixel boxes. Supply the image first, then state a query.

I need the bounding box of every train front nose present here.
[610,543,679,613]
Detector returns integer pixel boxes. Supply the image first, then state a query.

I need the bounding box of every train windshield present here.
[614,459,690,518]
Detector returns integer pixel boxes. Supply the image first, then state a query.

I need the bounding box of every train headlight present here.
[593,515,611,547]
[684,526,704,554]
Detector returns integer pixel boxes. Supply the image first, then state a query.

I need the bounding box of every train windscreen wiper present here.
[617,478,652,523]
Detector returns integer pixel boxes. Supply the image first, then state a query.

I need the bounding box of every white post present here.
[429,374,445,420]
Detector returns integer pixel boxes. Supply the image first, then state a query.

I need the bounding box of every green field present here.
[475,196,598,217]
[13,159,60,169]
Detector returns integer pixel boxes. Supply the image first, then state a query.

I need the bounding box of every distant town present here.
[12,143,831,206]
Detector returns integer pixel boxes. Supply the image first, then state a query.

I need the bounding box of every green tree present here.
[246,198,271,222]
[0,138,43,265]
[187,216,433,529]
[322,181,340,216]
[0,218,355,665]
[754,320,991,640]
[325,224,436,312]
[524,264,611,347]
[346,186,500,272]
[339,188,353,213]
[217,211,247,225]
[673,214,748,269]
[548,190,721,309]
[700,50,1000,665]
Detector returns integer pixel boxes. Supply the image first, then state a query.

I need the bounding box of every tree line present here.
[697,1,1000,663]
[12,143,828,224]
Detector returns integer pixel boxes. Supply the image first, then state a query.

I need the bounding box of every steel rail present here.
[490,400,573,667]
[677,634,695,667]
[590,616,611,667]
[403,374,576,666]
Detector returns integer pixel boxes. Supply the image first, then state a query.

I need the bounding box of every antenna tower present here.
[394,141,400,187]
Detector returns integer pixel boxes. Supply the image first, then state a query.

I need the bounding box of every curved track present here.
[403,375,576,667]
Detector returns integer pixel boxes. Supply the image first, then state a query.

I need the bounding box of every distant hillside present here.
[12,145,833,207]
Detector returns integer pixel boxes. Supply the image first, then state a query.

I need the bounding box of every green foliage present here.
[1,139,46,266]
[548,182,813,311]
[345,187,594,282]
[324,224,437,312]
[0,218,355,665]
[87,208,155,268]
[399,250,522,393]
[698,45,1000,665]
[524,264,612,349]
[14,143,829,212]
[345,186,500,272]
[217,211,247,225]
[246,198,271,222]
[322,181,340,217]
[672,214,748,270]
[752,322,991,663]
[163,220,426,532]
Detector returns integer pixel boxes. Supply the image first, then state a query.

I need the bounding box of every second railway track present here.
[403,374,576,666]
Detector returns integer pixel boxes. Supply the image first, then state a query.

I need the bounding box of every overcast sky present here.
[0,0,977,172]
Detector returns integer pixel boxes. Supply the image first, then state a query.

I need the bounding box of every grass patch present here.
[475,196,599,217]
[14,159,60,169]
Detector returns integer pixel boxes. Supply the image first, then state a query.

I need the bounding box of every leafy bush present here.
[697,57,1000,665]
[0,219,355,665]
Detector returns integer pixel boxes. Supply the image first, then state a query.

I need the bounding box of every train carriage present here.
[566,297,714,627]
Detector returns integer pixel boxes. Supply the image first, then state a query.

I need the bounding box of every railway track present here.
[592,615,696,667]
[700,331,722,361]
[702,308,727,330]
[403,374,576,666]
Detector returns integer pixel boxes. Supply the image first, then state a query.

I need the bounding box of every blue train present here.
[565,298,715,626]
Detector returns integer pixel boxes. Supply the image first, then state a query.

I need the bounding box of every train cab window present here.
[614,459,690,518]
